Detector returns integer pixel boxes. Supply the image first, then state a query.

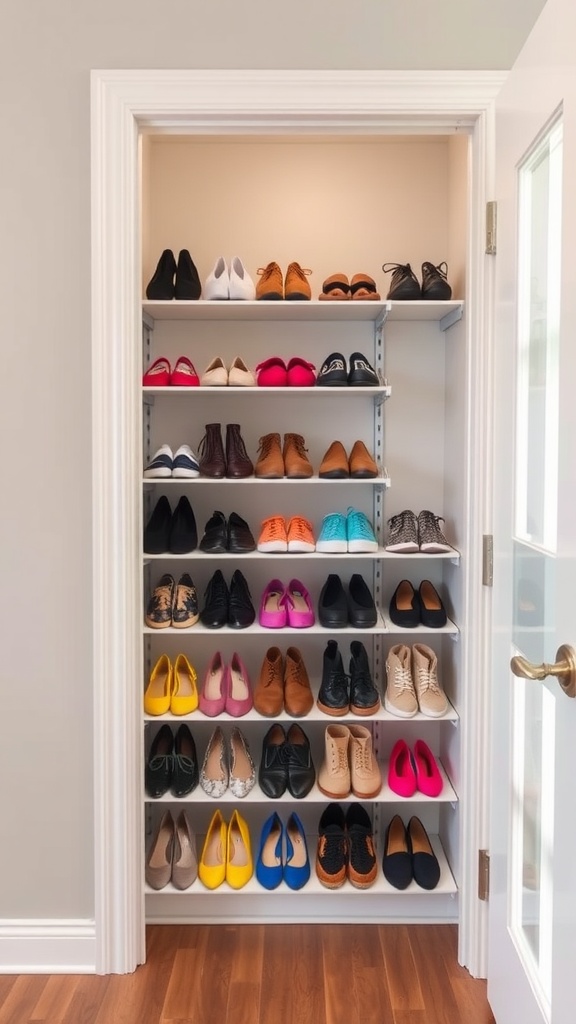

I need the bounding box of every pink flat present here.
[255,357,288,387]
[283,579,315,628]
[171,355,200,386]
[143,356,171,387]
[387,738,417,797]
[286,357,316,387]
[199,652,227,717]
[259,579,288,628]
[226,652,253,717]
[413,738,443,797]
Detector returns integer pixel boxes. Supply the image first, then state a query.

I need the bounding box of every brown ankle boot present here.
[253,647,284,716]
[255,432,284,478]
[283,433,313,478]
[225,423,254,479]
[284,647,314,717]
[199,423,226,478]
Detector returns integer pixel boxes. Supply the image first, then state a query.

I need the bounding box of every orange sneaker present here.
[286,515,315,553]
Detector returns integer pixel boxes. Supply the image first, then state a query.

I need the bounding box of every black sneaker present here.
[316,803,347,888]
[348,352,379,386]
[349,641,380,715]
[316,352,348,387]
[421,261,452,300]
[382,262,421,300]
[317,640,349,715]
[200,569,229,628]
[345,803,377,888]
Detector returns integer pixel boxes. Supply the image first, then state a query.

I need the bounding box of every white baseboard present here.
[0,920,96,973]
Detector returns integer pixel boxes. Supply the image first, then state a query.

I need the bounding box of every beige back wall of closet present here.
[0,0,545,926]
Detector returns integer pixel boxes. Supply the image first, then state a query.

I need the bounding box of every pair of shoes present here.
[317,639,380,716]
[146,810,197,890]
[318,273,380,301]
[199,809,252,890]
[203,256,255,300]
[144,496,197,554]
[142,356,200,387]
[255,432,313,479]
[198,423,253,479]
[198,651,252,717]
[256,811,310,890]
[145,573,198,629]
[255,356,316,387]
[258,515,315,553]
[256,261,312,301]
[318,573,377,629]
[146,249,201,300]
[382,261,452,301]
[200,569,255,629]
[253,646,314,717]
[145,723,198,798]
[199,511,256,554]
[388,738,443,797]
[258,723,315,798]
[318,723,382,799]
[200,725,255,798]
[319,440,378,479]
[389,579,448,628]
[385,509,452,553]
[201,356,256,387]
[259,579,315,628]
[144,443,199,479]
[385,643,448,718]
[316,351,379,387]
[316,508,377,554]
[316,803,377,889]
[144,653,198,715]
[382,815,441,890]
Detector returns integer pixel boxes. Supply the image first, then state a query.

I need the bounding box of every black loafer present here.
[168,496,198,554]
[227,512,256,553]
[418,580,448,628]
[284,724,315,798]
[171,724,199,797]
[318,574,348,628]
[145,724,174,798]
[389,579,420,628]
[408,816,441,890]
[382,814,412,890]
[348,351,379,387]
[258,724,288,798]
[228,569,255,629]
[199,510,227,553]
[347,574,377,628]
[146,248,176,300]
[316,352,348,387]
[200,569,229,628]
[144,495,172,554]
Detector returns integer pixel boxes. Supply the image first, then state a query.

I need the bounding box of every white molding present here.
[0,920,96,974]
[91,68,502,975]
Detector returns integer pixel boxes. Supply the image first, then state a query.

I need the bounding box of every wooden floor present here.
[0,924,496,1024]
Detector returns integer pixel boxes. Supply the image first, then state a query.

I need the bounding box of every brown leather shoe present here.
[198,423,226,478]
[284,647,314,717]
[253,647,284,717]
[283,433,313,478]
[225,423,253,478]
[285,262,312,300]
[349,440,378,479]
[256,261,283,300]
[319,440,349,479]
[255,432,284,478]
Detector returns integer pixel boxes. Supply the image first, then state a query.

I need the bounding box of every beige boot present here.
[255,432,284,479]
[412,643,448,717]
[283,433,313,479]
[348,724,382,799]
[318,724,351,798]
[384,644,418,718]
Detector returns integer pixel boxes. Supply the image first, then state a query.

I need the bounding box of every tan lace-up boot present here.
[318,724,351,798]
[348,724,382,799]
[412,643,448,718]
[255,432,284,478]
[283,433,313,479]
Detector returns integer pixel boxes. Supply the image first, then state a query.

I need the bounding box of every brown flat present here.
[318,273,351,300]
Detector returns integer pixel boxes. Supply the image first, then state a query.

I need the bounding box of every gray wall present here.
[0,0,545,921]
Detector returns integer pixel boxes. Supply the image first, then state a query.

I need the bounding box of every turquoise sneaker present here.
[316,512,347,552]
[346,507,378,553]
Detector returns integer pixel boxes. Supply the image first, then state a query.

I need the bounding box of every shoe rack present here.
[140,134,469,926]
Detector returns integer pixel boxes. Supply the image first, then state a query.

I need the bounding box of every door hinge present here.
[485,201,497,254]
[478,849,490,901]
[482,534,493,587]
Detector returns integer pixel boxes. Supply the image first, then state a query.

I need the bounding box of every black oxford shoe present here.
[145,724,174,798]
[258,724,288,798]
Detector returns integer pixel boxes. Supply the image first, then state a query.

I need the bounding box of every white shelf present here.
[143,299,463,325]
[143,547,459,563]
[143,385,391,397]
[143,701,459,725]
[143,614,387,637]
[142,474,391,487]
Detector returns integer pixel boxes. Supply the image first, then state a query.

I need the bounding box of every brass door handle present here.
[510,644,576,698]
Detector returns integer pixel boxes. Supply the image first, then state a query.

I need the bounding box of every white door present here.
[489,2,576,1022]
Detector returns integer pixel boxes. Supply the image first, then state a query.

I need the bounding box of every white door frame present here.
[91,69,505,975]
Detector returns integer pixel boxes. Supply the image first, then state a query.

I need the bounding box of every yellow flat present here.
[198,810,227,890]
[144,654,172,715]
[226,809,253,890]
[171,653,199,715]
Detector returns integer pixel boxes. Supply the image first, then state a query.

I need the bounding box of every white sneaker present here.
[229,256,256,300]
[172,444,200,478]
[203,256,229,300]
[144,444,173,478]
